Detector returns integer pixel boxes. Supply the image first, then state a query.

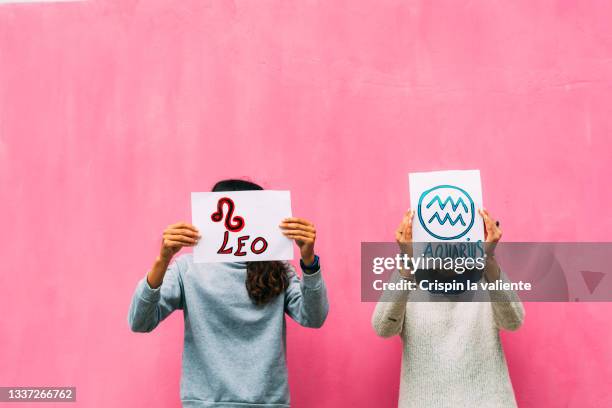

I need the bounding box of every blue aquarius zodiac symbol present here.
[417,185,475,240]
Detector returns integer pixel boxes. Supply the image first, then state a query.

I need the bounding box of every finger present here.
[167,223,199,233]
[397,219,407,234]
[164,231,200,243]
[483,210,500,230]
[282,217,313,227]
[403,209,412,220]
[486,216,497,231]
[282,232,315,241]
[165,228,200,238]
[479,209,494,229]
[284,236,315,244]
[279,222,316,233]
[403,209,414,224]
[163,235,198,246]
[407,209,415,224]
[403,209,415,234]
[164,234,198,245]
[481,209,496,226]
[283,236,315,245]
[479,209,492,239]
[164,239,192,248]
[397,211,410,233]
[282,230,315,239]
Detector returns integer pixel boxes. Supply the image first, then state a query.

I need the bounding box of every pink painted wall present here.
[1,1,611,406]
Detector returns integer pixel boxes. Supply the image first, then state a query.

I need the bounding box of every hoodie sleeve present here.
[127,256,185,333]
[284,263,329,328]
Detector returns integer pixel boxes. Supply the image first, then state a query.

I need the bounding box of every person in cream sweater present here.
[372,209,524,408]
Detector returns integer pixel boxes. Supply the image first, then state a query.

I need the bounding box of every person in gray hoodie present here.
[128,179,329,408]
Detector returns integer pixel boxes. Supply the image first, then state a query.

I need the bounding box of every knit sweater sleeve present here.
[488,270,525,331]
[371,270,410,338]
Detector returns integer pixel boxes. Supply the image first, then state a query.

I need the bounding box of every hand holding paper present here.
[279,217,317,265]
[395,209,416,279]
[146,222,201,289]
[479,208,503,244]
[160,222,201,260]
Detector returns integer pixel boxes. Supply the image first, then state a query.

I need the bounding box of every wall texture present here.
[1,1,611,406]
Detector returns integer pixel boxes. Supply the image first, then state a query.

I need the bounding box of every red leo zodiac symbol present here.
[211,197,245,232]
[211,197,268,256]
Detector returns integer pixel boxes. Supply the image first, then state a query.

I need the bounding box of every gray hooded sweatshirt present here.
[128,253,329,407]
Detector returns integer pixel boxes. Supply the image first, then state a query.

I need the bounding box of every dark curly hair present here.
[245,261,290,305]
[212,179,290,305]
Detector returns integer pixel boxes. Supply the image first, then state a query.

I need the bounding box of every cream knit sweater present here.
[372,271,524,408]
